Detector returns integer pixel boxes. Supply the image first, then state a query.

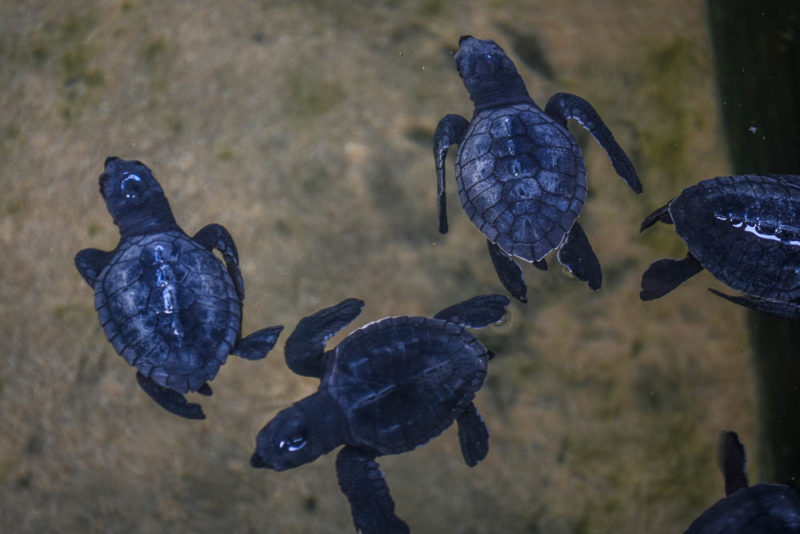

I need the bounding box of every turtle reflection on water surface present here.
[251,295,510,534]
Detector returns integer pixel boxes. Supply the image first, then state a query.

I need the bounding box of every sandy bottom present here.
[0,1,754,532]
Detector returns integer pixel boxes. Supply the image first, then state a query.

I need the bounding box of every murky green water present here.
[0,1,773,532]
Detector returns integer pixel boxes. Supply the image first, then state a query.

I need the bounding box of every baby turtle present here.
[640,174,800,319]
[434,36,641,302]
[685,431,800,533]
[75,157,283,420]
[250,294,510,534]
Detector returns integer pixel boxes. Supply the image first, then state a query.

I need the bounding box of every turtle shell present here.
[321,315,489,455]
[669,175,800,302]
[455,103,587,262]
[685,483,800,533]
[94,230,241,393]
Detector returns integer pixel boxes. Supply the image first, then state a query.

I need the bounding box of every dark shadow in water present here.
[708,0,800,487]
[495,22,556,81]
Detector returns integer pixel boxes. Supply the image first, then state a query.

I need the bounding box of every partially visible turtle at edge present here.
[251,294,510,534]
[75,157,283,419]
[685,431,800,533]
[434,36,641,302]
[640,174,800,319]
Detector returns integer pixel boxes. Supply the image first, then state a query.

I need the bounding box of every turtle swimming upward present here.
[434,36,641,302]
[75,157,283,420]
[250,294,510,534]
[685,431,800,533]
[640,174,800,319]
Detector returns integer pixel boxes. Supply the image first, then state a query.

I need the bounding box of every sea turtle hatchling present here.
[250,294,510,534]
[685,431,800,533]
[640,174,800,319]
[434,36,641,302]
[75,157,283,420]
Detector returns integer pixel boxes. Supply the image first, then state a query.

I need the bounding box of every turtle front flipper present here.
[457,403,489,467]
[718,431,749,496]
[544,92,642,194]
[434,114,469,234]
[336,446,410,534]
[487,241,528,303]
[640,253,704,301]
[556,222,602,290]
[75,248,112,287]
[135,372,205,420]
[192,224,245,301]
[233,325,284,360]
[434,294,510,328]
[708,289,800,320]
[285,298,365,378]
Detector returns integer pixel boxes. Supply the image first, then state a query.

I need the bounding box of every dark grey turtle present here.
[640,174,800,319]
[435,36,641,302]
[75,157,283,420]
[685,431,800,533]
[250,294,510,534]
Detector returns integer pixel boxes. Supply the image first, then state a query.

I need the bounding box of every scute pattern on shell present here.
[456,103,587,262]
[95,230,241,393]
[685,483,800,533]
[670,174,800,302]
[323,315,489,455]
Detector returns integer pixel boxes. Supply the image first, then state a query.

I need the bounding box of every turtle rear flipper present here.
[640,204,674,232]
[135,372,205,420]
[336,446,410,534]
[544,92,642,194]
[718,431,749,496]
[434,294,510,328]
[434,114,469,234]
[457,403,489,467]
[285,298,364,378]
[708,289,800,319]
[640,254,703,301]
[487,241,527,303]
[233,325,283,360]
[556,222,602,290]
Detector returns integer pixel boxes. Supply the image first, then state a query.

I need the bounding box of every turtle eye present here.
[120,173,144,199]
[279,436,307,453]
[476,53,500,77]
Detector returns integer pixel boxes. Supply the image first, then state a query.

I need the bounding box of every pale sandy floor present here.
[0,1,753,532]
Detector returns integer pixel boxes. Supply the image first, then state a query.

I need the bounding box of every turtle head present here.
[98,157,177,236]
[454,36,532,111]
[251,393,344,471]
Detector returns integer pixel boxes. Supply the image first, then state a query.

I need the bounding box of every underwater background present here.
[0,1,795,532]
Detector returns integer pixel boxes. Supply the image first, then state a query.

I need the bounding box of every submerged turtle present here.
[434,36,641,302]
[75,157,283,420]
[250,294,510,534]
[640,174,800,319]
[685,431,800,533]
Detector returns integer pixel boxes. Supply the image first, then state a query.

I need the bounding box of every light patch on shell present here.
[714,212,800,247]
[152,245,184,342]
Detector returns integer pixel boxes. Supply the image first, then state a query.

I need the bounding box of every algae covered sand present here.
[0,1,752,532]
